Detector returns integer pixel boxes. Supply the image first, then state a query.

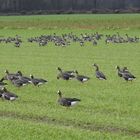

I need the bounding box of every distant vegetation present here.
[0,0,140,14]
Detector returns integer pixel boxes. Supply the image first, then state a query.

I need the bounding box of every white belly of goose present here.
[99,77,105,80]
[38,82,44,85]
[71,101,78,106]
[10,97,16,101]
[128,78,134,81]
[82,78,88,82]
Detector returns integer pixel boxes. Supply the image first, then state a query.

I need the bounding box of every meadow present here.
[0,14,140,140]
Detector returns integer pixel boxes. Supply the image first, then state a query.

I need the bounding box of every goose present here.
[57,67,75,80]
[75,70,90,83]
[4,70,19,81]
[30,75,48,86]
[17,71,31,83]
[93,64,107,80]
[57,67,75,76]
[1,87,18,101]
[11,78,29,87]
[57,90,81,107]
[122,67,136,81]
[116,66,123,77]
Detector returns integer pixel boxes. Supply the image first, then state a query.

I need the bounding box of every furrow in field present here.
[0,111,139,137]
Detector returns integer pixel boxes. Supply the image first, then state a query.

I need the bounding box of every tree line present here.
[0,0,140,13]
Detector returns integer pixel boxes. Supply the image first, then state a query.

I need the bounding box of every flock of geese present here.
[0,32,139,48]
[0,64,136,107]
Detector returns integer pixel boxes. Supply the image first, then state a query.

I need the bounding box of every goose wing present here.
[96,71,106,79]
[58,98,71,106]
[65,97,81,102]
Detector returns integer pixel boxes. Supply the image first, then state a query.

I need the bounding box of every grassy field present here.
[0,14,140,140]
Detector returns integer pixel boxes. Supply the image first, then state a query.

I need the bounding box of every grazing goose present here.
[1,87,18,101]
[30,75,48,86]
[75,70,90,83]
[93,64,107,80]
[122,67,136,81]
[116,66,123,77]
[57,90,81,107]
[57,67,75,80]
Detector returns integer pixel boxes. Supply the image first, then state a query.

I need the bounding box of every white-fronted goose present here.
[4,70,19,81]
[57,67,75,80]
[116,66,123,77]
[1,87,18,101]
[57,90,81,107]
[93,64,107,80]
[30,75,48,86]
[75,70,90,83]
[122,67,136,81]
[11,78,29,87]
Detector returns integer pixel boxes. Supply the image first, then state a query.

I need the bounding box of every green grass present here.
[0,14,140,140]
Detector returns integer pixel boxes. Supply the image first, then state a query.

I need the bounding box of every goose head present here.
[30,74,34,79]
[57,67,62,72]
[93,64,99,70]
[1,87,7,92]
[17,71,22,76]
[5,70,9,74]
[123,67,129,72]
[57,90,62,98]
[75,70,78,75]
[115,66,120,70]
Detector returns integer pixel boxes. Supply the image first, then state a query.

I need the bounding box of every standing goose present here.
[93,64,107,80]
[75,70,90,83]
[57,90,81,107]
[57,67,75,80]
[30,75,48,86]
[116,66,123,77]
[122,67,136,81]
[1,87,18,101]
[4,70,19,81]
